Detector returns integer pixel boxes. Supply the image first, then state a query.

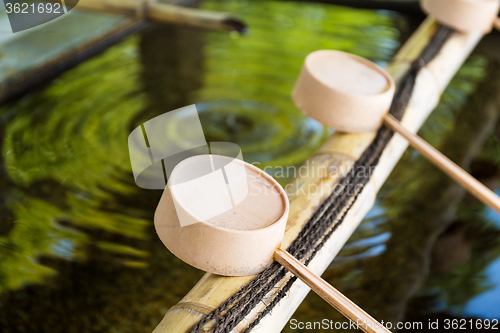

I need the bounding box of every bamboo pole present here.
[152,17,483,333]
[59,0,247,32]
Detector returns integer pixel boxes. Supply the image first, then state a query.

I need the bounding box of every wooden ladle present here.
[292,50,500,214]
[155,154,391,333]
[421,0,500,34]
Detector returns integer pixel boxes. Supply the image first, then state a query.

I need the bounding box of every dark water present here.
[0,1,499,332]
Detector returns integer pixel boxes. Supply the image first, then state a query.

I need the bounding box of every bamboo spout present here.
[147,1,247,33]
[55,0,247,33]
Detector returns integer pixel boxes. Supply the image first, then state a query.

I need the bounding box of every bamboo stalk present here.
[60,0,247,32]
[153,17,483,333]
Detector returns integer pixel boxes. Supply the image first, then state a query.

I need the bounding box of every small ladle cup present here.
[293,50,500,215]
[421,0,500,34]
[155,155,391,333]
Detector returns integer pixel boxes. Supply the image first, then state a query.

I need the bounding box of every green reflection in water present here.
[0,38,150,293]
[196,0,400,177]
[0,0,400,301]
[0,2,403,331]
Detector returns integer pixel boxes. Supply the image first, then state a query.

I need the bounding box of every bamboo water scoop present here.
[293,50,500,214]
[421,0,500,33]
[155,154,391,333]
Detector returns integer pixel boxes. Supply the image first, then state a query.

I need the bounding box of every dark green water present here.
[0,1,499,332]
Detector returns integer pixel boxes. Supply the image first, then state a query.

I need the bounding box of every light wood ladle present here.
[421,0,500,34]
[155,155,391,333]
[293,50,500,215]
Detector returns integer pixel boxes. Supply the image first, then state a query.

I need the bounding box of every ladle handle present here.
[274,248,391,333]
[383,114,500,214]
[494,18,500,31]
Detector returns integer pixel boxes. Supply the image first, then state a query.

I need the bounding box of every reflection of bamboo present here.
[58,0,247,32]
[139,23,204,115]
[153,18,483,333]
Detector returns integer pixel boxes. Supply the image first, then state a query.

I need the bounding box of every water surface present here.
[0,1,499,332]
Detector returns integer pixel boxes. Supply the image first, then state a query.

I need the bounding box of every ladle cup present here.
[155,155,391,333]
[292,50,500,215]
[421,0,500,33]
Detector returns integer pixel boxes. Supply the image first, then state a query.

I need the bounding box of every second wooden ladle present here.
[421,0,500,34]
[293,50,500,214]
